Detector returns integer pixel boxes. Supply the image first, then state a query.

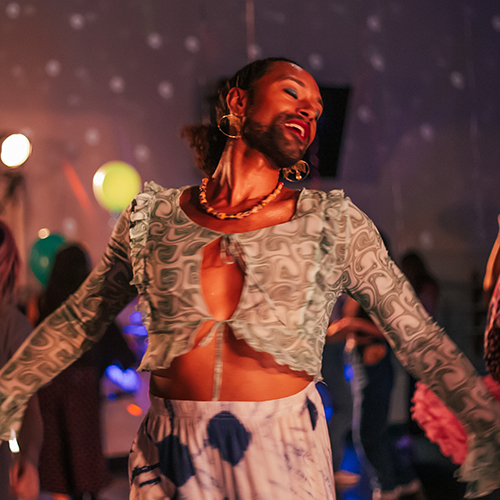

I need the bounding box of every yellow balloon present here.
[93,161,141,212]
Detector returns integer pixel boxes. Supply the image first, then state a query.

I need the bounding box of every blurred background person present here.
[35,244,135,500]
[0,219,43,500]
[400,251,440,321]
[328,236,425,500]
[400,250,440,434]
[322,295,360,496]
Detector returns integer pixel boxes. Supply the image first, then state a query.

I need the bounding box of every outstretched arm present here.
[335,197,500,498]
[0,206,138,441]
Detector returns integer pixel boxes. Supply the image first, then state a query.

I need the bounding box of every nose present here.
[297,101,316,121]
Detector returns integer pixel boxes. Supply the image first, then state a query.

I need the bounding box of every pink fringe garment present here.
[411,376,500,465]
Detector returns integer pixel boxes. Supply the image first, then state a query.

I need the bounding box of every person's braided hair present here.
[181,57,297,176]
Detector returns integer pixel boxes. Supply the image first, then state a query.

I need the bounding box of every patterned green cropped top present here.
[1,181,500,496]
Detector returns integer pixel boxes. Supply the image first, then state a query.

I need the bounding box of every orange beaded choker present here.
[198,177,284,220]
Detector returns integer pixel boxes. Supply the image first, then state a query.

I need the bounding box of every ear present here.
[226,87,248,117]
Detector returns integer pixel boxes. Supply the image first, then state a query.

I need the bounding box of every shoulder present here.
[300,187,346,203]
[297,187,357,219]
[131,182,188,220]
[136,181,182,203]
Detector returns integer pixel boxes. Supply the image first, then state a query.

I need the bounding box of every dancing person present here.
[322,296,360,493]
[411,217,500,499]
[1,58,500,500]
[0,220,43,500]
[400,251,440,433]
[400,251,439,320]
[329,294,424,500]
[484,215,500,383]
[327,236,423,500]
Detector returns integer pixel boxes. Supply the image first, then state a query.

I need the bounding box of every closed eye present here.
[284,87,298,99]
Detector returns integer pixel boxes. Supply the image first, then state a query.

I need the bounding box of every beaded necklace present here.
[198,177,284,220]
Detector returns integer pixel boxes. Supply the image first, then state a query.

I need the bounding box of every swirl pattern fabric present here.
[0,182,499,496]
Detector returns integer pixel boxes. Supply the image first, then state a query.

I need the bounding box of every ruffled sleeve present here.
[0,203,138,442]
[339,197,500,498]
[128,181,164,333]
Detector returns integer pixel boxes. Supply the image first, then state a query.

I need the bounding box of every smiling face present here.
[241,61,323,169]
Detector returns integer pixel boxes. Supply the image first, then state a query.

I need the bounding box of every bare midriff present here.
[150,187,312,402]
[150,325,313,401]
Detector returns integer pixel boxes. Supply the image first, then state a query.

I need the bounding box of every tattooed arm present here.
[339,198,500,498]
[0,206,138,441]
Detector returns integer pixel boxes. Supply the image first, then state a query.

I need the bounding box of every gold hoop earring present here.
[282,160,310,182]
[217,114,242,139]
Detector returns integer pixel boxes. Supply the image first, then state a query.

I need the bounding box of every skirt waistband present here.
[148,382,318,419]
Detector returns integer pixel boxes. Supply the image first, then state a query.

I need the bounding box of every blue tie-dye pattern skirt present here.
[128,382,335,499]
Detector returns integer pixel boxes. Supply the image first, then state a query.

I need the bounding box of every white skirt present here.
[128,382,335,500]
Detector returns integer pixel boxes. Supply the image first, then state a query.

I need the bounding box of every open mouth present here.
[284,120,310,141]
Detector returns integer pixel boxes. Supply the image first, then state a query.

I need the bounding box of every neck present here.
[208,140,281,208]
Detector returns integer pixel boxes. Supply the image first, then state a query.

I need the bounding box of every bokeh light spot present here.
[127,404,143,417]
[367,15,382,32]
[158,81,174,99]
[370,53,385,71]
[62,217,77,238]
[45,60,61,77]
[85,128,100,146]
[69,13,85,29]
[357,105,374,124]
[38,228,50,239]
[492,16,500,32]
[1,133,32,167]
[6,3,20,18]
[248,44,262,60]
[134,144,150,163]
[450,71,465,89]
[147,32,163,49]
[419,123,435,141]
[308,53,324,71]
[184,35,200,53]
[110,76,125,93]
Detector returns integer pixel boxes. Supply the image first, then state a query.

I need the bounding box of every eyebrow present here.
[280,76,324,108]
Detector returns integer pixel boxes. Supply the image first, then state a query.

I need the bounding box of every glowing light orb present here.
[92,161,141,212]
[38,228,50,239]
[127,404,143,417]
[1,134,32,167]
[9,433,20,454]
[105,364,142,392]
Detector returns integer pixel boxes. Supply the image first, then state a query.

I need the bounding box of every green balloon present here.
[29,233,66,286]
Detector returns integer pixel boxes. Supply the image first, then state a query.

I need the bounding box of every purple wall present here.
[1,0,499,353]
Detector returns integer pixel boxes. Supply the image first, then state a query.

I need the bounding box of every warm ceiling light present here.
[1,134,32,167]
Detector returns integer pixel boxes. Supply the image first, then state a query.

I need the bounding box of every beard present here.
[241,112,308,170]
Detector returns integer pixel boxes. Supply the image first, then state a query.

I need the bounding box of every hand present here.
[9,457,40,500]
[326,317,356,342]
